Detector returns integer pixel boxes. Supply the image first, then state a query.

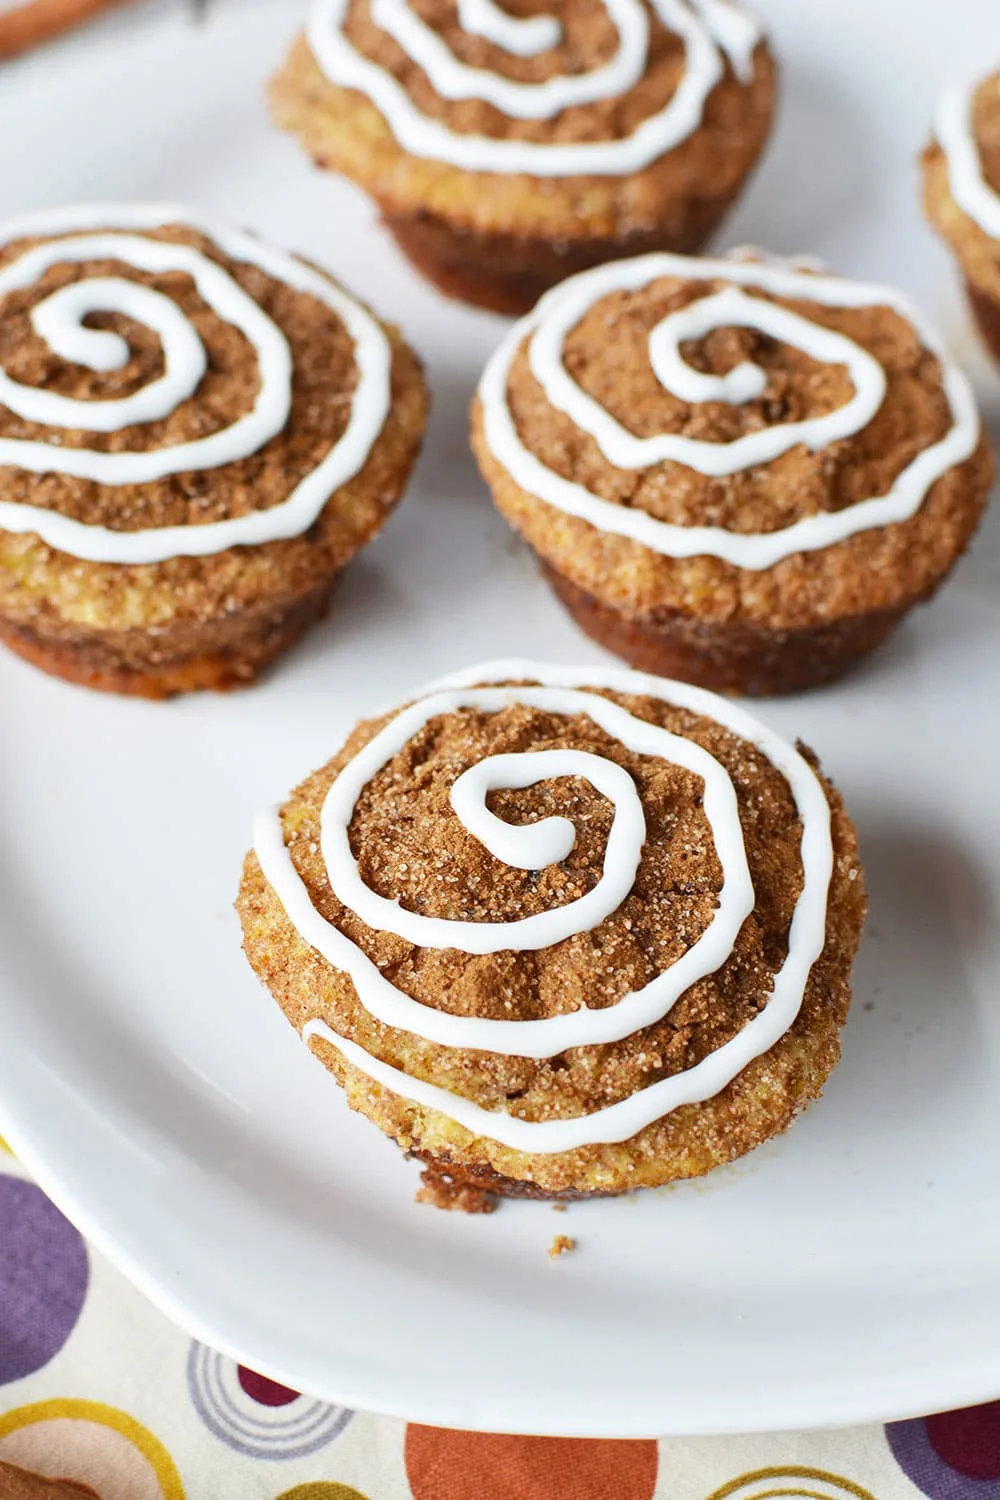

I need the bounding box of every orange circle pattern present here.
[405,1426,658,1500]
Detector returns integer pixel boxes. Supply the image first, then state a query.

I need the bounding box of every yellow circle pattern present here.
[0,1401,184,1500]
[707,1468,878,1500]
[276,1487,371,1500]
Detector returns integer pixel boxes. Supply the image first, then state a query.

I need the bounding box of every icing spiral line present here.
[0,203,392,566]
[457,0,561,57]
[255,661,834,1154]
[936,78,1000,240]
[478,252,981,570]
[320,685,754,968]
[306,0,762,177]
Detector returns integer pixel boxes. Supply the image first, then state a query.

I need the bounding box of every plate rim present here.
[2,1071,999,1438]
[2,0,1000,1442]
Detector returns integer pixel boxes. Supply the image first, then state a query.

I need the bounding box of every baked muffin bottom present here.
[0,572,336,698]
[381,182,751,317]
[396,981,844,1199]
[0,335,428,697]
[471,365,995,697]
[540,560,909,697]
[270,35,777,315]
[966,278,1000,363]
[253,892,858,1201]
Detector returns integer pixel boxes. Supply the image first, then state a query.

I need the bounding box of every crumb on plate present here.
[416,1168,497,1214]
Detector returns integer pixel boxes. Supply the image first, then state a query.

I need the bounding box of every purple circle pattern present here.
[186,1341,353,1459]
[0,1174,88,1383]
[886,1417,1000,1500]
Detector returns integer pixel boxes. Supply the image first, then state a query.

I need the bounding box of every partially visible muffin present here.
[0,204,428,697]
[238,660,866,1202]
[472,250,994,695]
[0,1462,98,1500]
[270,0,777,315]
[924,67,1000,365]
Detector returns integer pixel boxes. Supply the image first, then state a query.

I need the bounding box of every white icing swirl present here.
[306,0,762,177]
[936,77,1000,241]
[457,0,561,57]
[477,252,982,571]
[254,660,834,1154]
[0,203,392,565]
[319,686,753,971]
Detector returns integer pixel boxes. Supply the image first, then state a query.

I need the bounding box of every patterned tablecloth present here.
[1,1141,998,1499]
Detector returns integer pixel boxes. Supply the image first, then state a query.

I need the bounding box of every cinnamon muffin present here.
[924,67,1000,365]
[269,0,778,315]
[0,1464,98,1500]
[238,660,866,1202]
[472,251,994,696]
[0,203,428,697]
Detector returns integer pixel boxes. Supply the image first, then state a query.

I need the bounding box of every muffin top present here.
[472,251,991,626]
[932,67,1000,245]
[0,203,393,566]
[249,661,853,1156]
[303,0,770,177]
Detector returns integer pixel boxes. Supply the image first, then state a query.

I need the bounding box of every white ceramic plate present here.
[0,0,999,1440]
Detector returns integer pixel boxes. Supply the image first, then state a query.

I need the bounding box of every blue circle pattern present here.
[186,1340,353,1460]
